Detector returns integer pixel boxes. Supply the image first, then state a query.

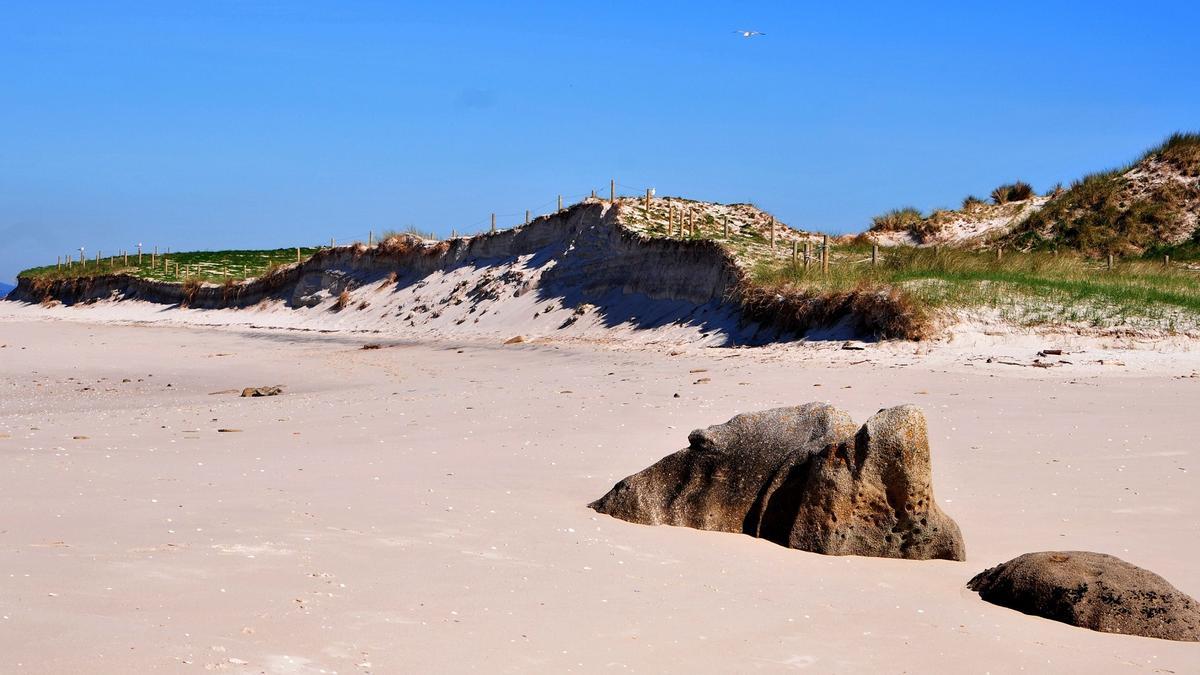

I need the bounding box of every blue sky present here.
[2,1,1198,281]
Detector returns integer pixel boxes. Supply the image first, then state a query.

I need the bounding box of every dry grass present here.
[380,225,439,241]
[990,181,1035,205]
[180,278,202,308]
[1156,131,1200,176]
[739,281,933,340]
[1004,132,1200,256]
[377,235,419,256]
[332,289,351,311]
[870,207,923,232]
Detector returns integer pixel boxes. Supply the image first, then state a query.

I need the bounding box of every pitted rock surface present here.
[969,551,1200,641]
[589,403,964,561]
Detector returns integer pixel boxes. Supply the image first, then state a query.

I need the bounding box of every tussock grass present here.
[740,280,932,340]
[180,278,202,308]
[990,181,1035,205]
[1154,132,1200,176]
[380,225,439,241]
[870,207,923,231]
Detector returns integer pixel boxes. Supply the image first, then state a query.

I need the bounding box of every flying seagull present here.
[735,30,766,38]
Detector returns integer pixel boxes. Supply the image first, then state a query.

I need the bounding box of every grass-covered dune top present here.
[865,133,1200,259]
[867,196,1047,248]
[20,247,321,284]
[1001,133,1200,257]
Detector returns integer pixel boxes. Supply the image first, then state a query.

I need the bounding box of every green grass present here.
[1004,132,1200,255]
[752,247,1200,331]
[19,247,322,283]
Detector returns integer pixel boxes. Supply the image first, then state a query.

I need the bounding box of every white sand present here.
[0,313,1197,673]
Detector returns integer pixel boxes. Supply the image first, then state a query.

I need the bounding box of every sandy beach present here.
[0,312,1196,673]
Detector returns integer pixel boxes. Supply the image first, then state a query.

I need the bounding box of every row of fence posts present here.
[52,242,293,281]
[992,246,1171,270]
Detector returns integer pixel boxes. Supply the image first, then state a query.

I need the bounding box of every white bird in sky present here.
[735,30,766,38]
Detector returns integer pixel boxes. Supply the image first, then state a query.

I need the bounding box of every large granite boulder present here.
[968,551,1200,641]
[589,403,965,561]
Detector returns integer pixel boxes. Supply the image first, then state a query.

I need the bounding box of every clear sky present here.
[2,1,1198,282]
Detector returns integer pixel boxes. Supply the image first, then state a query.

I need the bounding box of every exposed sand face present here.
[0,318,1197,673]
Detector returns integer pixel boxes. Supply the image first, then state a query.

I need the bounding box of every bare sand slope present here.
[6,201,757,347]
[0,319,1196,673]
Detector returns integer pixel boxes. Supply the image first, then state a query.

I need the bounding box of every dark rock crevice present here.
[589,403,965,561]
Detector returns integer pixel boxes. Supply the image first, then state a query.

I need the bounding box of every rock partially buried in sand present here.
[589,403,965,561]
[241,386,282,397]
[968,551,1200,641]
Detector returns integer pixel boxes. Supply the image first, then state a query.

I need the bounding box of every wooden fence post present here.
[1165,254,1171,267]
[770,218,776,250]
[558,195,562,213]
[723,215,729,239]
[331,237,336,247]
[610,179,615,203]
[821,235,830,275]
[872,245,878,266]
[1107,253,1114,270]
[296,247,301,263]
[804,241,811,269]
[668,205,674,236]
[369,230,373,246]
[792,240,798,265]
[525,209,530,225]
[997,247,1003,261]
[491,213,496,234]
[645,189,651,218]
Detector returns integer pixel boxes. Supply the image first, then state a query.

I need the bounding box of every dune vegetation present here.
[1003,133,1200,256]
[751,244,1200,336]
[18,247,321,284]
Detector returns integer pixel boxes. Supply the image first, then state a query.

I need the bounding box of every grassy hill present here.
[1001,133,1200,257]
[865,133,1200,260]
[17,247,321,284]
